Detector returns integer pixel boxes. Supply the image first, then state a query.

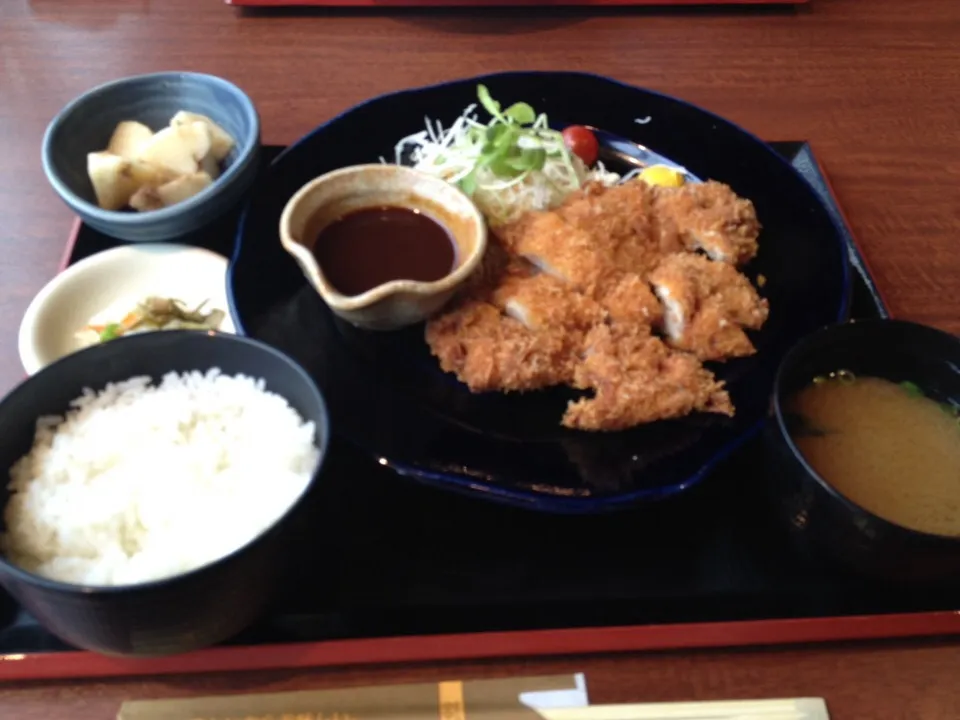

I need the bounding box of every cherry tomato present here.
[561,125,599,166]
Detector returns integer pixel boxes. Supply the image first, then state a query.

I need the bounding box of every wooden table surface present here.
[2,0,960,716]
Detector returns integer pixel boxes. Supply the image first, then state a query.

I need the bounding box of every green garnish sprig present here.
[458,85,559,194]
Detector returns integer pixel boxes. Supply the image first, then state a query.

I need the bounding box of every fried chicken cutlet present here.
[424,177,767,431]
[425,299,579,393]
[564,324,733,431]
[496,210,612,294]
[495,190,665,328]
[498,180,681,290]
[491,271,604,333]
[557,179,686,274]
[653,181,761,266]
[649,253,769,361]
[427,265,605,393]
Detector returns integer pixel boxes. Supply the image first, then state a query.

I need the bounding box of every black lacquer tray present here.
[2,142,958,683]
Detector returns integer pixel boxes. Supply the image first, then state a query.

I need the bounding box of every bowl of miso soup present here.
[766,318,960,582]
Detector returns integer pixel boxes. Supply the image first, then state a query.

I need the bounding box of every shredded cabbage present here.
[390,92,620,227]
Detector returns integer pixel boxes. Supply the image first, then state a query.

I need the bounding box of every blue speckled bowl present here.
[42,72,261,243]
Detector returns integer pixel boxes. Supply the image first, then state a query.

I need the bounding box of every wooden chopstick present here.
[537,698,829,720]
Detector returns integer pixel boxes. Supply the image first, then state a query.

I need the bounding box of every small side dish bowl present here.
[0,331,329,656]
[42,72,261,243]
[18,243,235,375]
[764,318,960,582]
[279,164,487,330]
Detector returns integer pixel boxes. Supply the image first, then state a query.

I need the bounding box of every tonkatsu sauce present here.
[312,206,456,296]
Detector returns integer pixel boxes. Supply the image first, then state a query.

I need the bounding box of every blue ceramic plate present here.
[228,72,851,513]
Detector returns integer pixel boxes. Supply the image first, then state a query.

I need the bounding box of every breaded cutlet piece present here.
[496,194,665,328]
[491,272,605,332]
[563,324,733,431]
[653,181,761,266]
[558,180,686,276]
[457,235,520,300]
[425,300,579,393]
[649,252,769,361]
[428,178,765,429]
[496,209,612,295]
[598,272,664,327]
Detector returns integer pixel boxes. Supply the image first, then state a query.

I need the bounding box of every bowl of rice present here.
[0,330,328,656]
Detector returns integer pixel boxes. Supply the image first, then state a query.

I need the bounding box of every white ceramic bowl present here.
[18,244,235,375]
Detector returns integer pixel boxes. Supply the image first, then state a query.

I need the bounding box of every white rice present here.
[1,369,320,587]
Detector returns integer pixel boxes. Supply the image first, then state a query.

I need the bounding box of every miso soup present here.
[785,374,960,537]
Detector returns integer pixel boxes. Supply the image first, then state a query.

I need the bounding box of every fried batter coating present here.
[497,211,611,293]
[491,272,605,332]
[558,180,686,275]
[598,272,663,327]
[649,253,769,361]
[426,178,766,431]
[425,300,578,393]
[653,181,761,266]
[563,325,733,431]
[458,235,516,299]
[496,187,667,330]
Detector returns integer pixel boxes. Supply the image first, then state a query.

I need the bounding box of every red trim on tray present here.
[57,219,83,274]
[1,612,959,682]
[227,0,807,6]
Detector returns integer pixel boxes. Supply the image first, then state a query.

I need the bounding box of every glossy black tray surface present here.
[5,143,954,658]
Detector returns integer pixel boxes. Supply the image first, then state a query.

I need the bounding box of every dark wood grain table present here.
[2,0,960,717]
